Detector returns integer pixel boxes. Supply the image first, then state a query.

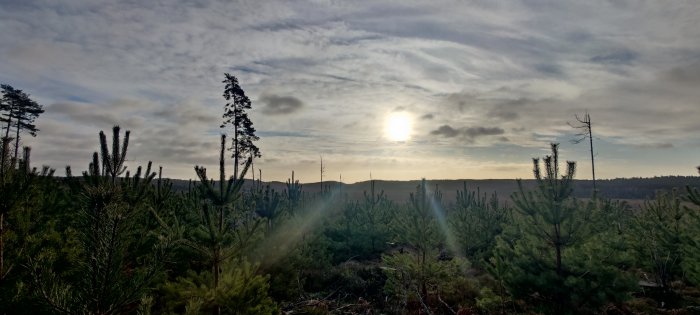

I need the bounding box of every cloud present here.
[48,100,151,129]
[464,127,505,138]
[258,93,304,115]
[631,142,674,149]
[663,62,700,85]
[533,63,565,77]
[430,124,504,140]
[590,49,638,65]
[430,125,459,137]
[257,130,309,138]
[420,113,434,120]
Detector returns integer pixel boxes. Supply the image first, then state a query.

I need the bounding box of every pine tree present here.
[512,143,580,277]
[357,180,392,256]
[382,179,470,313]
[683,185,700,286]
[395,179,441,299]
[253,184,281,234]
[493,143,636,313]
[0,146,54,282]
[29,126,172,314]
[0,145,60,314]
[284,171,303,215]
[0,84,44,163]
[327,180,392,262]
[178,134,268,314]
[220,74,260,179]
[630,189,698,308]
[450,183,509,264]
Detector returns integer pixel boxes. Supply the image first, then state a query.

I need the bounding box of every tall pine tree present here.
[220,74,260,179]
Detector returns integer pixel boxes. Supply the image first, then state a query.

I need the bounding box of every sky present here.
[1,0,700,183]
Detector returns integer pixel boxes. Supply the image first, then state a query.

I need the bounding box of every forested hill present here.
[168,176,700,202]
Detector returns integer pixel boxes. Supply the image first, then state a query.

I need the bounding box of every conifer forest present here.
[1,73,700,315]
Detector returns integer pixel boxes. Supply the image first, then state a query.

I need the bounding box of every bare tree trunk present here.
[554,224,562,276]
[0,137,9,181]
[3,107,12,140]
[219,135,225,233]
[569,112,596,195]
[588,120,596,193]
[2,108,14,176]
[14,116,21,163]
[233,118,239,180]
[213,248,221,315]
[0,213,4,280]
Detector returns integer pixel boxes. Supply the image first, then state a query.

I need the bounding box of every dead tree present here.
[569,111,596,194]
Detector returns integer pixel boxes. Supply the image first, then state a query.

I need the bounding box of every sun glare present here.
[385,112,413,142]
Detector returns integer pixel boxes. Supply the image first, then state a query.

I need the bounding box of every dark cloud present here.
[486,98,541,121]
[590,50,638,65]
[631,142,674,149]
[444,93,538,122]
[430,125,505,139]
[420,113,434,120]
[534,63,565,77]
[664,62,700,84]
[153,101,218,125]
[431,125,459,137]
[259,94,304,115]
[464,127,505,137]
[49,102,125,127]
[257,130,309,138]
[445,92,477,112]
[490,110,519,121]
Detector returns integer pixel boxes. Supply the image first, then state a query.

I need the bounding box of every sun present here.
[385,112,413,142]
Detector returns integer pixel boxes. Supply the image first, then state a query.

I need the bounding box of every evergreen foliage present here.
[326,180,393,262]
[625,185,700,311]
[284,171,303,215]
[684,185,700,287]
[180,133,267,314]
[450,183,510,264]
[253,184,282,234]
[162,260,277,315]
[0,84,44,162]
[382,179,475,312]
[0,145,57,314]
[493,143,636,313]
[631,191,688,292]
[28,126,172,314]
[220,73,260,179]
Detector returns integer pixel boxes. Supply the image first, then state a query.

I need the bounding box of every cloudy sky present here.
[2,0,700,182]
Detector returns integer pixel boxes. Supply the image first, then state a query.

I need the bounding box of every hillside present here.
[168,175,700,203]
